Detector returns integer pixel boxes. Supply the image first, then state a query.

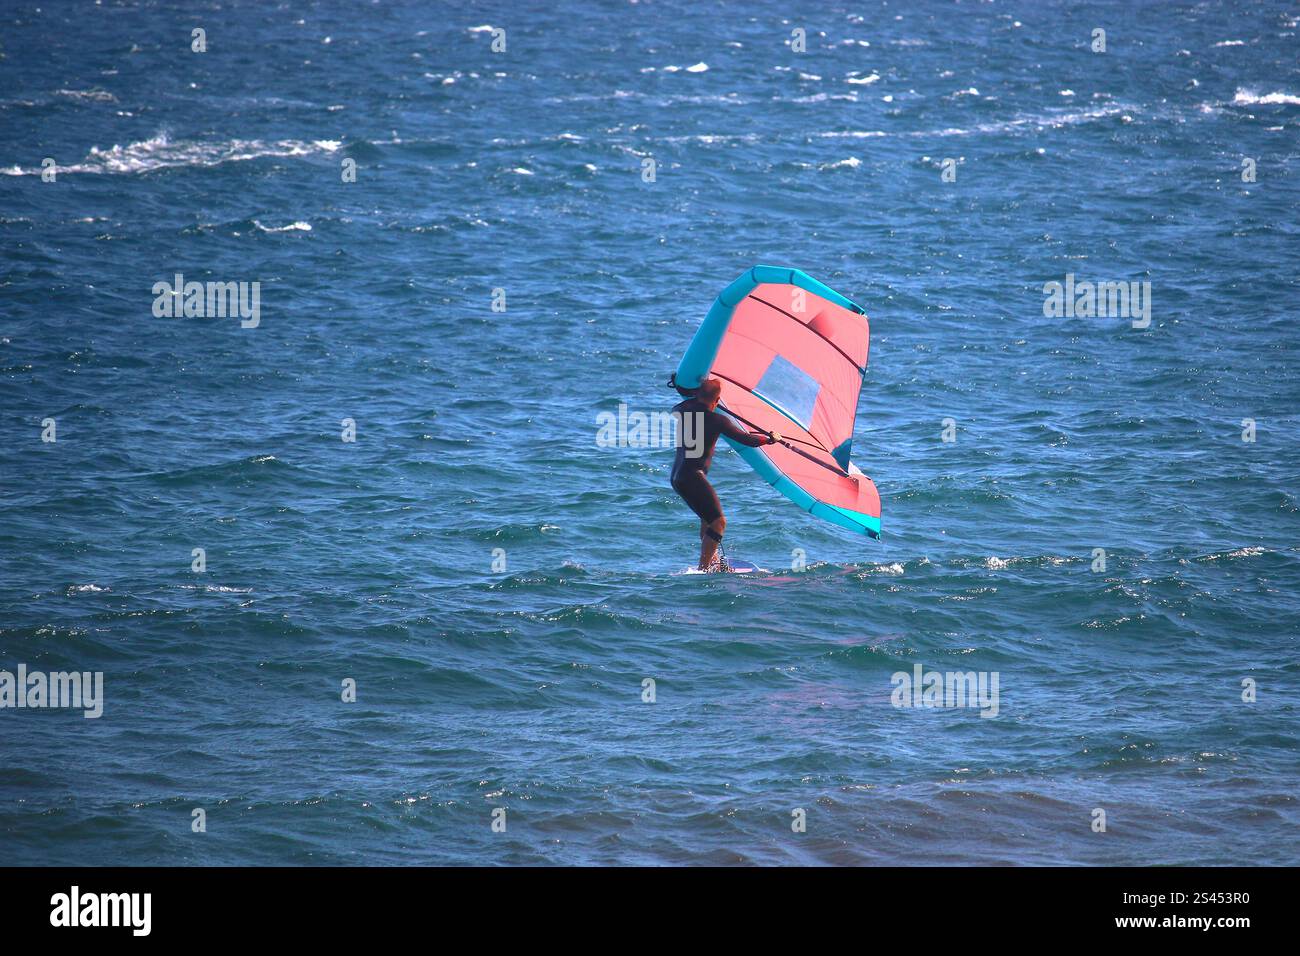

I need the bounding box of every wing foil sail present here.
[675,266,880,538]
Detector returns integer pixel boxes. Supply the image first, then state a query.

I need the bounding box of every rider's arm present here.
[715,412,778,447]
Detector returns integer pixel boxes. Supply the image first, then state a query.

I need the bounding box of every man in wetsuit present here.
[671,377,780,571]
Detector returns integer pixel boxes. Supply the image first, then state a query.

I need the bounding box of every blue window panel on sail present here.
[754,355,819,432]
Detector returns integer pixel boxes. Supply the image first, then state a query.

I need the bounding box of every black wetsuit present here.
[670,398,769,524]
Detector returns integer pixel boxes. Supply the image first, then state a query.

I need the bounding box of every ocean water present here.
[2,0,1298,866]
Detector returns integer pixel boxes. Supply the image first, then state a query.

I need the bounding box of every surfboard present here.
[676,559,764,575]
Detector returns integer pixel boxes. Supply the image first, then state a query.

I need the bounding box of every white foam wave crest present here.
[1198,546,1269,562]
[1232,88,1300,106]
[1,132,342,176]
[56,88,118,102]
[252,220,312,233]
[816,104,1132,140]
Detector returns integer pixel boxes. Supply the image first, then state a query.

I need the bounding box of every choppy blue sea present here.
[2,0,1298,866]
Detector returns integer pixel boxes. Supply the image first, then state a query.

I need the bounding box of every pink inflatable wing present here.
[674,266,881,538]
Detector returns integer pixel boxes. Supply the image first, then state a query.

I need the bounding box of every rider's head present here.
[696,377,722,410]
